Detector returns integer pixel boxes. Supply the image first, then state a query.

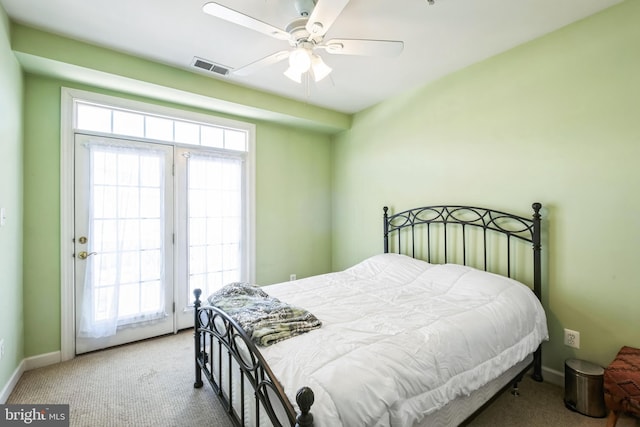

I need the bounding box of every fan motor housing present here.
[285,18,311,44]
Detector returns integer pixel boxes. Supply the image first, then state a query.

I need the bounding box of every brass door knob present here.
[77,251,97,259]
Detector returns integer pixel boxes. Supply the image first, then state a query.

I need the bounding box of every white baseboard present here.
[0,351,61,403]
[542,365,565,387]
[24,351,61,371]
[0,360,25,404]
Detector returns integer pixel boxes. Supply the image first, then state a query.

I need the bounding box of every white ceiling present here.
[1,0,622,114]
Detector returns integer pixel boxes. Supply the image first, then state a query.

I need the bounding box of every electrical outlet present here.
[564,329,580,349]
[0,339,5,360]
[289,274,297,281]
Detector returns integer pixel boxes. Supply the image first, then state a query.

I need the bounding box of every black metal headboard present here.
[383,203,542,300]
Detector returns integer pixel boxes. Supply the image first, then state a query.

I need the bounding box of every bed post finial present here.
[532,202,542,215]
[194,288,202,306]
[295,386,315,427]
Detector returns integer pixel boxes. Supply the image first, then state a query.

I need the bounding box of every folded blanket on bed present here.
[207,282,322,347]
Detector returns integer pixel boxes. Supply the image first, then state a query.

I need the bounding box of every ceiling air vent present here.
[191,57,231,76]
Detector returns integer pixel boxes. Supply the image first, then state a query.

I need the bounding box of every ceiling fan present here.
[202,0,404,83]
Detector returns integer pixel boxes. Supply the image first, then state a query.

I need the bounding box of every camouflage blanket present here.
[207,282,322,347]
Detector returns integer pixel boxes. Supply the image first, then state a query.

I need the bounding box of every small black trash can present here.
[564,358,606,418]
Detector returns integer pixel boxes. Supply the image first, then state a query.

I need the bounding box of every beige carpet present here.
[7,330,639,426]
[8,330,233,427]
[468,374,638,427]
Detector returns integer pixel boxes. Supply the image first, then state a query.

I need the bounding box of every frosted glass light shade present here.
[288,48,311,73]
[284,66,303,83]
[311,54,331,82]
[284,48,332,83]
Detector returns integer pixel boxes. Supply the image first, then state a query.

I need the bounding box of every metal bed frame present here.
[193,203,543,427]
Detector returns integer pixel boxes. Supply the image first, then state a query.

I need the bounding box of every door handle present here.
[77,251,97,260]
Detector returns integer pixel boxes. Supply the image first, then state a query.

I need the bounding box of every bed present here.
[193,203,548,427]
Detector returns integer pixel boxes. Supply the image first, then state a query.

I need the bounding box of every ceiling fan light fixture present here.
[203,1,405,88]
[288,47,312,73]
[311,54,332,82]
[284,66,303,83]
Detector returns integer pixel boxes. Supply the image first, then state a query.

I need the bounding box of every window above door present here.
[75,100,249,151]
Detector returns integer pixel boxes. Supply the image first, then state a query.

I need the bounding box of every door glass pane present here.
[187,153,244,298]
[81,142,167,337]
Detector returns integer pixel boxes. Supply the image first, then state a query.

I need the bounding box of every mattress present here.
[257,253,549,427]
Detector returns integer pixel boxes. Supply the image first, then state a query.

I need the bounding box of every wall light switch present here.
[0,208,6,227]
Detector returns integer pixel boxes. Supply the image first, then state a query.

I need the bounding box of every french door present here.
[174,147,245,330]
[64,88,254,358]
[74,135,175,353]
[73,134,248,353]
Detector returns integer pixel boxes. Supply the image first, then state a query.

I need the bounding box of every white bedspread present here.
[261,253,548,427]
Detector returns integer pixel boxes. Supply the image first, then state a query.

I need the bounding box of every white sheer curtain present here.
[187,151,244,299]
[78,141,167,338]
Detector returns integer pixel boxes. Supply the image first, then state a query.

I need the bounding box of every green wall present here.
[256,125,333,282]
[0,3,24,395]
[332,0,640,373]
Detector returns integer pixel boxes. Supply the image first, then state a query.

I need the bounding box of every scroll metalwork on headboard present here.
[383,203,542,299]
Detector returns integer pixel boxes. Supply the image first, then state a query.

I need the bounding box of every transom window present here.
[75,100,248,151]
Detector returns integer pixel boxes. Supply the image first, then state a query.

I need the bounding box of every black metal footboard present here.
[193,289,315,427]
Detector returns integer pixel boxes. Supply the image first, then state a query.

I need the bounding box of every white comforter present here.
[261,253,548,427]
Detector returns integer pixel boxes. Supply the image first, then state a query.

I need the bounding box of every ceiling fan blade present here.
[320,39,404,57]
[305,0,350,39]
[202,2,290,40]
[232,50,291,76]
